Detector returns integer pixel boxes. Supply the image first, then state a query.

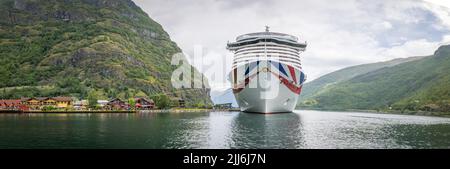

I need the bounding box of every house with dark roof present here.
[106,98,129,110]
[170,98,185,108]
[134,97,155,110]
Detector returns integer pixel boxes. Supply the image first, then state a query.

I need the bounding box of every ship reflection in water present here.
[0,111,450,148]
[227,113,305,148]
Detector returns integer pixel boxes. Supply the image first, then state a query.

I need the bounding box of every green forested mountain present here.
[298,45,450,113]
[0,0,212,106]
[299,56,424,100]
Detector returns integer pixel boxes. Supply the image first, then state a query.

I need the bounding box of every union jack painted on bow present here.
[232,61,306,94]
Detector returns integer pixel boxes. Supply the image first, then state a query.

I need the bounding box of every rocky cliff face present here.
[0,0,212,106]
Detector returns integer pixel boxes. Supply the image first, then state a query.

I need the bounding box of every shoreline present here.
[0,110,137,114]
[298,108,450,118]
[0,108,240,114]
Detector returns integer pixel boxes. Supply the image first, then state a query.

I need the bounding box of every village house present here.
[73,100,88,110]
[21,97,73,110]
[170,98,186,108]
[97,100,109,108]
[179,99,185,108]
[0,99,22,110]
[53,97,73,108]
[134,97,155,110]
[213,103,233,109]
[106,98,129,110]
[21,97,50,110]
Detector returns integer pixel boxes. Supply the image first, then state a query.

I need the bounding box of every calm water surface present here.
[0,110,450,149]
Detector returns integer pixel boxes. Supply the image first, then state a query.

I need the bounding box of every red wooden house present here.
[134,97,155,110]
[0,100,23,110]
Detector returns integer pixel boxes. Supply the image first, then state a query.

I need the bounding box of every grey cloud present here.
[133,0,450,94]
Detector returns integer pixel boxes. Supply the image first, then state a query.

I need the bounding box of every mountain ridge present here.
[0,0,212,106]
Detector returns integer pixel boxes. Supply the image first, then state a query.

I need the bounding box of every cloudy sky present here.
[133,0,450,96]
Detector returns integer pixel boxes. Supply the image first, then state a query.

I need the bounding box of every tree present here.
[196,101,205,108]
[128,98,136,110]
[151,94,171,109]
[87,90,99,109]
[1,88,6,98]
[124,91,130,100]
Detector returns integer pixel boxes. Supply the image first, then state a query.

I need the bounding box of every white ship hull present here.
[229,61,305,113]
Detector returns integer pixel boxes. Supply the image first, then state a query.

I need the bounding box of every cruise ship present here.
[227,27,307,113]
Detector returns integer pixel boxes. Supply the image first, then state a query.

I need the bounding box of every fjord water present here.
[0,110,449,149]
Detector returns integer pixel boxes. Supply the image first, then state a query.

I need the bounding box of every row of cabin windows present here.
[234,55,301,63]
[232,44,303,52]
[235,51,300,59]
[233,60,302,67]
[232,60,302,70]
[235,47,300,55]
[234,59,302,68]
[235,50,299,57]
